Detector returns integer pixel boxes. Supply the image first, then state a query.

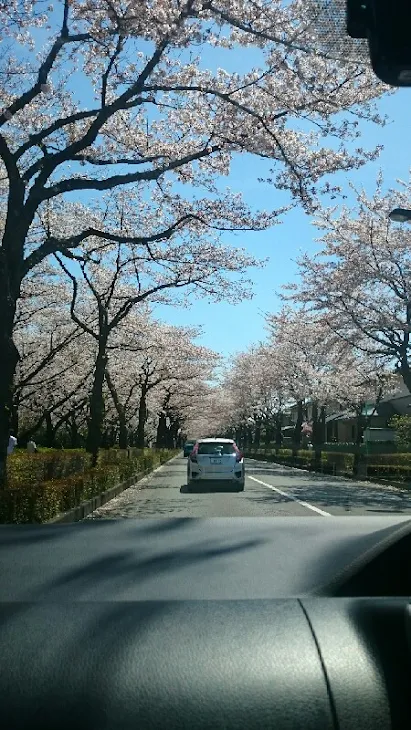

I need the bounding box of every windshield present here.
[197,443,236,455]
[1,1,411,531]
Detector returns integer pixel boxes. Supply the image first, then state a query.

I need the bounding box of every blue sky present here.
[25,15,411,361]
[154,86,411,360]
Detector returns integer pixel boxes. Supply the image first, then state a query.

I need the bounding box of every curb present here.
[363,477,411,491]
[47,454,179,524]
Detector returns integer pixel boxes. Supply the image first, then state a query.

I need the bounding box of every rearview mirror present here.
[347,0,411,86]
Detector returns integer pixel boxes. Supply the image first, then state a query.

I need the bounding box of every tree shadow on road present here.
[248,480,411,513]
[247,460,411,514]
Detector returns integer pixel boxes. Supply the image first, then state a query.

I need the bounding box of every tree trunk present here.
[156,412,167,448]
[109,427,117,448]
[353,404,366,476]
[100,429,110,449]
[292,400,304,458]
[0,249,21,488]
[399,361,411,394]
[105,369,128,450]
[320,406,326,444]
[44,410,57,448]
[118,422,127,450]
[170,417,181,448]
[275,413,283,453]
[311,401,322,471]
[254,420,261,448]
[69,414,81,449]
[136,388,147,448]
[86,338,108,466]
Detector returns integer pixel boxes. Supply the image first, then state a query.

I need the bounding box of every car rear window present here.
[198,442,235,455]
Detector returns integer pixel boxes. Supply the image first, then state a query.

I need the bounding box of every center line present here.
[248,475,332,517]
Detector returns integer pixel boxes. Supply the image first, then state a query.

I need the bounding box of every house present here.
[282,381,411,444]
[325,403,386,443]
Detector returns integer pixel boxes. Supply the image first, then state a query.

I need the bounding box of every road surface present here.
[86,455,411,519]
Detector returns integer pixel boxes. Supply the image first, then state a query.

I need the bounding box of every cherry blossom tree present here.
[213,344,288,449]
[14,289,220,451]
[55,227,253,462]
[179,383,231,441]
[286,173,411,393]
[220,306,395,470]
[327,346,396,473]
[0,0,389,484]
[105,316,218,448]
[265,307,340,457]
[98,307,153,448]
[13,260,94,445]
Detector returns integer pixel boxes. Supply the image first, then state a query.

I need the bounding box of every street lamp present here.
[389,208,411,223]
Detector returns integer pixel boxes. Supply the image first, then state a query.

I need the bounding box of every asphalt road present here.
[86,455,411,519]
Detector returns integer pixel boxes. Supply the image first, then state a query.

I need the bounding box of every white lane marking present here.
[248,475,332,517]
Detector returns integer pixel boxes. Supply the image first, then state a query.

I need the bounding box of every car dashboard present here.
[1,516,411,729]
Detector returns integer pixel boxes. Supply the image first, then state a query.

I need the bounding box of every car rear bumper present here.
[189,472,244,483]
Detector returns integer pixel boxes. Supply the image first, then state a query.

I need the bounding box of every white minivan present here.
[187,438,245,491]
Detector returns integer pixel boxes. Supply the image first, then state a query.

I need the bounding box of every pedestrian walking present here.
[27,439,38,454]
[7,431,17,456]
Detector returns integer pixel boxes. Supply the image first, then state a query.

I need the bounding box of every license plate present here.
[210,458,222,464]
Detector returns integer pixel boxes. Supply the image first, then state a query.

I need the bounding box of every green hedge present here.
[365,452,411,466]
[248,447,353,473]
[366,464,411,480]
[97,447,145,464]
[264,441,400,454]
[7,449,91,488]
[246,447,411,482]
[1,449,177,523]
[6,447,163,488]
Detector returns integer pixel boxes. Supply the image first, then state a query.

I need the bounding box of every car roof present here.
[198,438,234,443]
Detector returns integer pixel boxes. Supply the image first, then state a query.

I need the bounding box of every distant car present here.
[187,438,245,491]
[183,440,197,457]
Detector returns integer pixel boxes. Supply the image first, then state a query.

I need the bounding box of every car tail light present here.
[190,444,199,463]
[234,445,243,462]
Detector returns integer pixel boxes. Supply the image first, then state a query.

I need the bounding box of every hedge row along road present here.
[1,448,177,524]
[85,455,411,519]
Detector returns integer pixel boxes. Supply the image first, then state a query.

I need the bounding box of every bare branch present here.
[1,2,91,128]
[38,143,220,200]
[53,254,96,339]
[22,213,203,275]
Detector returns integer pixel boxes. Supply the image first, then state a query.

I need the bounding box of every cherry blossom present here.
[285,172,411,392]
[0,0,390,483]
[217,307,396,453]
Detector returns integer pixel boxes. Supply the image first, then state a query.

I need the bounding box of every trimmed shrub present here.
[0,448,177,523]
[365,452,411,467]
[366,464,411,481]
[245,447,411,483]
[322,451,355,474]
[7,449,91,488]
[245,448,355,475]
